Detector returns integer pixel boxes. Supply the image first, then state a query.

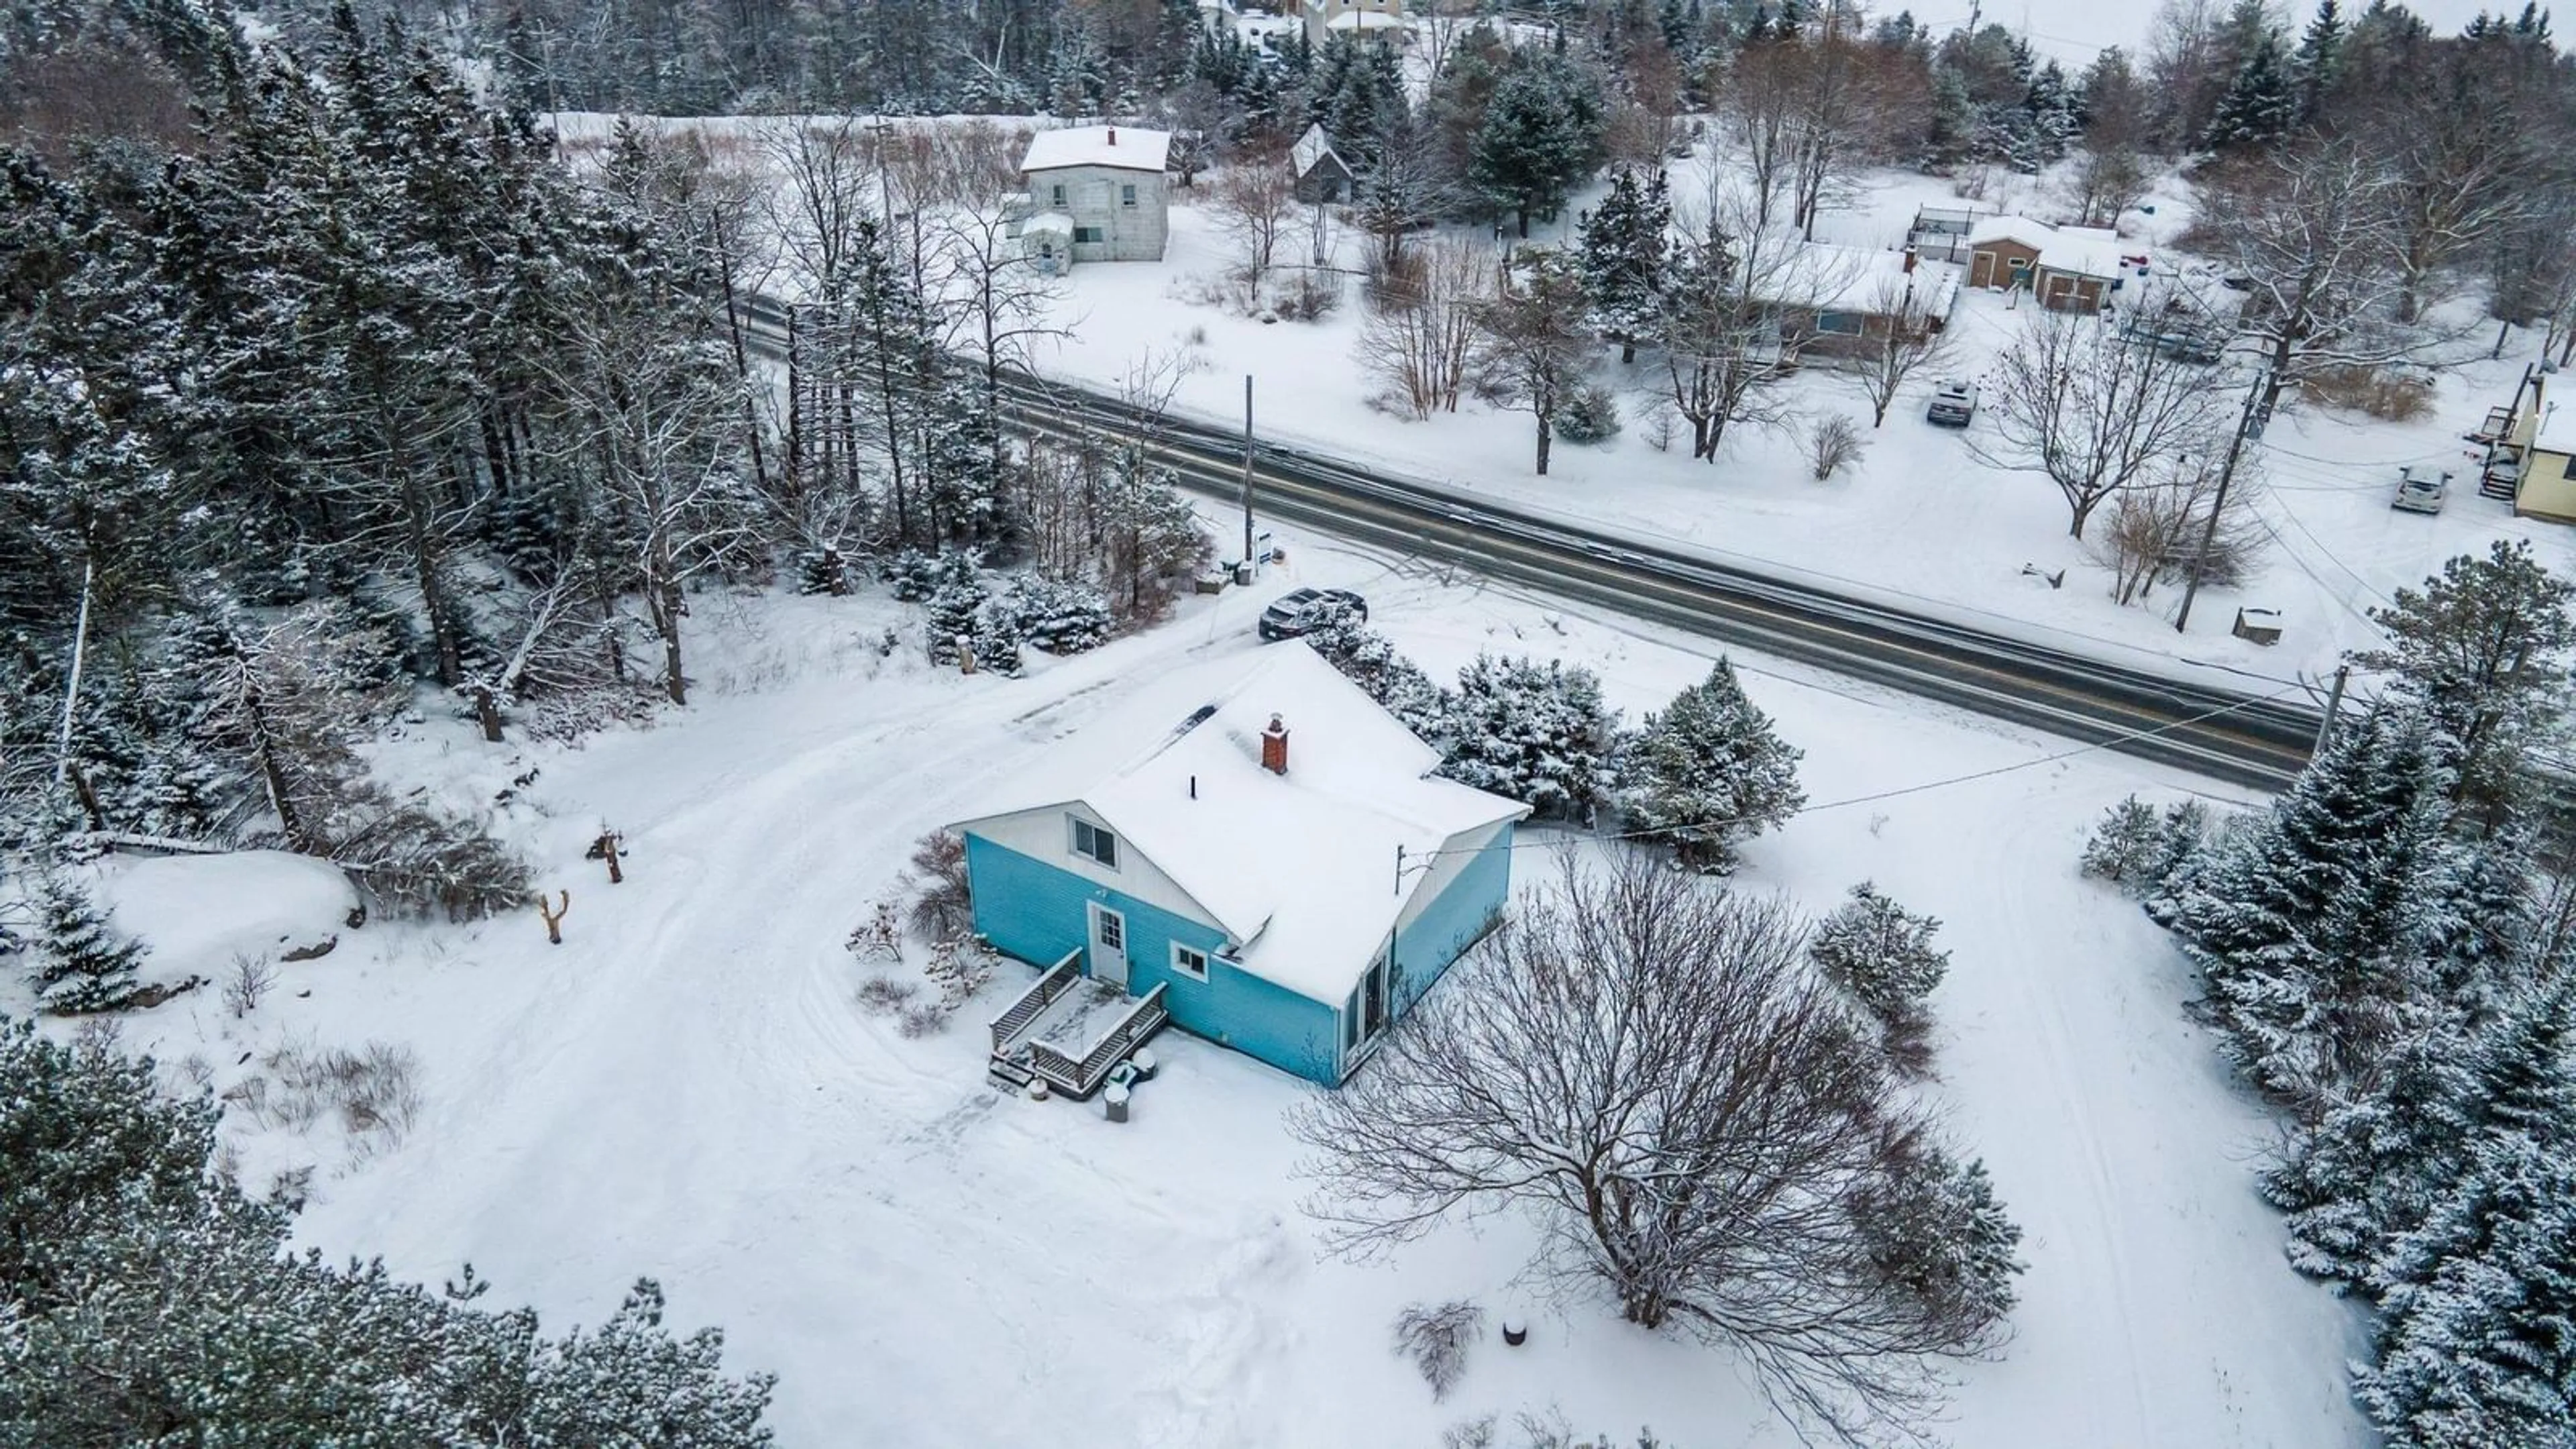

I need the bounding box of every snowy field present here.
[1025,160,2559,695]
[41,508,2367,1448]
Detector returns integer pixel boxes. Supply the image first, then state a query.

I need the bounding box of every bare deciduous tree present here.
[1356,237,1491,419]
[1845,277,1957,429]
[2095,453,2267,608]
[1655,204,1856,461]
[1971,303,2232,539]
[2063,144,2151,231]
[1293,853,2022,1447]
[1214,154,1298,311]
[1471,250,1593,476]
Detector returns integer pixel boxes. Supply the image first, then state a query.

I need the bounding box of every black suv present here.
[1258,588,1368,641]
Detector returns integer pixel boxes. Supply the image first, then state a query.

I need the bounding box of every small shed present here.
[1020,211,1075,276]
[2035,226,2137,312]
[1291,123,1353,204]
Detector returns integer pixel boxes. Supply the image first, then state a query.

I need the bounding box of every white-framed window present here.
[1050,182,1066,206]
[1070,816,1119,869]
[1172,943,1209,980]
[1120,183,1137,207]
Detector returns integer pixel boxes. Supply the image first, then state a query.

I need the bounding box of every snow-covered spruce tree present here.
[1301,602,1451,743]
[0,1018,776,1442]
[1291,854,2022,1445]
[2354,539,2576,825]
[2161,702,2463,1117]
[2202,30,2297,152]
[2082,796,2218,903]
[1468,49,1603,239]
[2268,971,2576,1292]
[2355,1128,2576,1446]
[1575,165,1670,364]
[1437,653,1619,824]
[28,871,144,1014]
[1618,658,1804,873]
[922,566,990,667]
[991,576,1114,656]
[1810,883,1950,1077]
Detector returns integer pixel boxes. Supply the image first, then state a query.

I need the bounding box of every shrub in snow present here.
[923,936,996,1008]
[2081,795,2221,904]
[855,977,918,1016]
[1393,1299,1484,1401]
[898,1004,950,1038]
[223,953,278,1019]
[1807,413,1866,481]
[0,1019,776,1442]
[794,545,852,596]
[923,572,990,667]
[30,871,145,1015]
[846,902,904,965]
[1809,883,1949,1077]
[992,575,1114,655]
[967,596,1026,676]
[886,547,981,602]
[1435,653,1619,823]
[1302,606,1451,741]
[1617,659,1804,873]
[904,831,974,941]
[1552,383,1622,444]
[1849,1146,2025,1347]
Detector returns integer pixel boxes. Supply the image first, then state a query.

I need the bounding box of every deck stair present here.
[986,953,1170,1099]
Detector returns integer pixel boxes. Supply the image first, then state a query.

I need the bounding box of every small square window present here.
[1071,816,1118,869]
[1120,183,1137,207]
[1172,944,1209,980]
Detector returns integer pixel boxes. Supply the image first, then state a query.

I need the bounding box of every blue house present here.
[951,643,1529,1088]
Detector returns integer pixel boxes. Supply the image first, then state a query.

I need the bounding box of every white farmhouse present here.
[1016,125,1171,267]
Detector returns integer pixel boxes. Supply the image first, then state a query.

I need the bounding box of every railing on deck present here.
[989,951,1081,1057]
[1026,983,1169,1097]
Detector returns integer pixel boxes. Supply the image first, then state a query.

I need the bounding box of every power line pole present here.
[2175,368,2271,635]
[2314,663,2350,755]
[1240,374,1256,578]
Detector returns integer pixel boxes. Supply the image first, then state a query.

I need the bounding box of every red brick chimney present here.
[1260,714,1289,775]
[1902,246,1917,274]
[1107,126,1118,146]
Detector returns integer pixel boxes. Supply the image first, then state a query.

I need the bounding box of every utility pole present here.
[2175,369,2270,635]
[2314,663,2350,755]
[1240,374,1256,578]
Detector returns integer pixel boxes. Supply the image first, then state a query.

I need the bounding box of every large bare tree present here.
[1971,302,2233,539]
[1845,276,1958,429]
[1654,195,1858,460]
[1293,853,2022,1447]
[1355,236,1490,419]
[1213,153,1297,311]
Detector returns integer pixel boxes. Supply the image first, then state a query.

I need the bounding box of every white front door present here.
[1087,902,1129,989]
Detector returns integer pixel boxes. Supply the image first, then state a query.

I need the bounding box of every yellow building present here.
[2502,377,2576,523]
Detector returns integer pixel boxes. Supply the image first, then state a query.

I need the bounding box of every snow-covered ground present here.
[44,508,2367,1448]
[1027,160,2554,695]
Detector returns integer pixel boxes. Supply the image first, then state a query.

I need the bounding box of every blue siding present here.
[963,833,1342,1085]
[1390,824,1514,1017]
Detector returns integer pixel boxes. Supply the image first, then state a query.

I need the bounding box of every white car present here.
[1926,381,1978,428]
[2392,466,2450,515]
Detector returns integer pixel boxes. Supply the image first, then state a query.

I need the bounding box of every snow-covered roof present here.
[2536,396,2576,455]
[1967,213,2056,252]
[2040,225,2136,280]
[1020,125,1172,175]
[1020,211,1075,235]
[1291,122,1345,179]
[956,643,1528,1002]
[1326,9,1404,29]
[1743,237,1960,318]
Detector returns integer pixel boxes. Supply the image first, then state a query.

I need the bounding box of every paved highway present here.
[734,294,2321,790]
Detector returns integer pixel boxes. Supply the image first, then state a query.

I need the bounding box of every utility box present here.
[2233,607,2283,646]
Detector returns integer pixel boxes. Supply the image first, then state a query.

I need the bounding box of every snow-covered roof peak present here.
[1020,125,1173,175]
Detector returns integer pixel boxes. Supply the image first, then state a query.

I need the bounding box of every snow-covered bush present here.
[967,597,1026,676]
[1617,659,1804,873]
[1809,883,1949,1077]
[846,902,904,965]
[886,547,981,602]
[1392,1299,1483,1401]
[922,572,990,667]
[1553,383,1622,443]
[993,576,1114,655]
[1435,654,1620,823]
[2079,794,2212,898]
[1303,604,1451,741]
[855,977,917,1016]
[794,545,852,596]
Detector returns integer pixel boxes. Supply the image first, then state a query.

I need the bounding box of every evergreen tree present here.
[1574,166,1671,364]
[1468,51,1603,237]
[1617,658,1805,873]
[28,870,144,1014]
[2202,31,2297,150]
[2163,703,2463,1116]
[1436,653,1620,822]
[2357,1129,2576,1446]
[2292,0,2346,123]
[2355,540,2576,824]
[1810,882,1949,1075]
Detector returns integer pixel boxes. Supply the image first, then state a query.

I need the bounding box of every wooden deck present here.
[987,954,1169,1099]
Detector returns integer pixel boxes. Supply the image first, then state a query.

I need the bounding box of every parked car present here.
[1926,381,1978,428]
[2392,466,2451,515]
[1258,587,1368,641]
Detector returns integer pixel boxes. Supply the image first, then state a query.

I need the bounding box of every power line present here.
[1417,676,2316,862]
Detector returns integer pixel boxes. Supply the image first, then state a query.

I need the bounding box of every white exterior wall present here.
[1022,164,1169,262]
[962,801,1231,940]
